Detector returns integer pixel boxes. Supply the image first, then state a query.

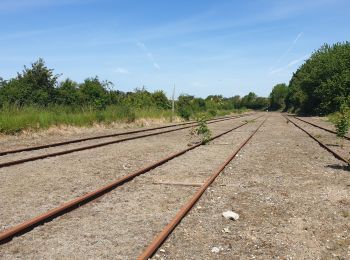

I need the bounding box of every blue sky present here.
[0,0,349,98]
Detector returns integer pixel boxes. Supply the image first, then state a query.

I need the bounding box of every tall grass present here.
[0,105,244,135]
[0,106,165,134]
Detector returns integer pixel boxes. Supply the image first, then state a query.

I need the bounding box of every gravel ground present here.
[1,113,348,259]
[154,113,349,259]
[0,115,264,259]
[288,116,350,160]
[0,114,257,233]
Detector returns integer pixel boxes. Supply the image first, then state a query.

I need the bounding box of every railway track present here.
[0,115,265,244]
[0,113,251,157]
[0,113,254,169]
[138,117,267,259]
[293,116,350,141]
[283,114,349,163]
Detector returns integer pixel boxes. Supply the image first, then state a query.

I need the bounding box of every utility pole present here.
[171,84,175,122]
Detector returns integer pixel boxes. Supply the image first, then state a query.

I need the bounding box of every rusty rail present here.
[0,115,263,244]
[293,116,350,141]
[0,114,254,169]
[283,115,348,163]
[0,113,252,157]
[138,117,267,259]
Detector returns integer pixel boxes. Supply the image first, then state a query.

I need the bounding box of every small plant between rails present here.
[0,114,255,169]
[0,115,264,244]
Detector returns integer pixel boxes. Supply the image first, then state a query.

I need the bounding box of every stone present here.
[222,210,239,221]
[211,247,220,253]
[222,227,231,233]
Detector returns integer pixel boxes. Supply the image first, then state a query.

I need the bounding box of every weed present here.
[196,117,212,144]
[335,104,350,138]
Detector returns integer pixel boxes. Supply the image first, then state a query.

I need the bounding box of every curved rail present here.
[283,115,348,163]
[0,113,254,169]
[0,113,252,157]
[0,115,264,244]
[138,117,267,259]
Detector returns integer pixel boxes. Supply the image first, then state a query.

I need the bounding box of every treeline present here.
[268,42,350,115]
[0,59,268,120]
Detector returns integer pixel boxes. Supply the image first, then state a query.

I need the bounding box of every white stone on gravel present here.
[211,246,221,253]
[222,210,239,220]
[222,227,231,233]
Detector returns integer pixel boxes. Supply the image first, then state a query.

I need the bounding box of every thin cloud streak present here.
[137,41,161,70]
[269,54,309,75]
[275,32,303,64]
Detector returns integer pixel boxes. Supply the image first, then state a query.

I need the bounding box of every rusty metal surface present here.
[0,115,263,244]
[138,117,267,260]
[283,115,348,163]
[0,114,254,169]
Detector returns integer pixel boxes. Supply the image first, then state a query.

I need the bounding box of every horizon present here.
[1,0,349,98]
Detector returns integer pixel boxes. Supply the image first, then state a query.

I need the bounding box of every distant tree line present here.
[0,59,268,120]
[268,42,350,115]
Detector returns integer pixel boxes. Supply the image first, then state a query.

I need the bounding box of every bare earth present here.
[0,113,349,259]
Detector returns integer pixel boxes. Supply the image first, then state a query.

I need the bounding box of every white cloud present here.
[153,63,161,70]
[275,32,303,64]
[287,55,309,67]
[269,54,309,75]
[269,31,305,75]
[137,41,161,70]
[114,67,129,74]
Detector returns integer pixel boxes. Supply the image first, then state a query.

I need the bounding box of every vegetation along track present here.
[283,115,348,163]
[0,113,252,157]
[0,115,264,244]
[0,113,254,169]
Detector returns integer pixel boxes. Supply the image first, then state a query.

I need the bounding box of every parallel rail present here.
[0,113,253,169]
[138,117,267,259]
[293,116,350,141]
[0,113,252,157]
[283,115,348,163]
[0,115,264,244]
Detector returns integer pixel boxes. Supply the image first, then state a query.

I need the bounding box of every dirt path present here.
[0,113,348,259]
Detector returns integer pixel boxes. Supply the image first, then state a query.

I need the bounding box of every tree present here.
[177,94,194,120]
[78,77,109,109]
[56,79,79,106]
[241,92,257,108]
[152,90,170,109]
[269,83,288,110]
[0,58,59,106]
[286,42,350,115]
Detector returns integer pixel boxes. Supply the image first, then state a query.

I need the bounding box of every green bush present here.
[285,42,350,115]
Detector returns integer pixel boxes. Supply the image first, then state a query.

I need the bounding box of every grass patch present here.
[0,106,165,134]
[0,106,246,135]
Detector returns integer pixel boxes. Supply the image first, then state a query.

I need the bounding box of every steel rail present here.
[0,115,263,244]
[293,116,350,141]
[0,113,253,157]
[138,117,267,259]
[0,114,254,169]
[283,115,348,163]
